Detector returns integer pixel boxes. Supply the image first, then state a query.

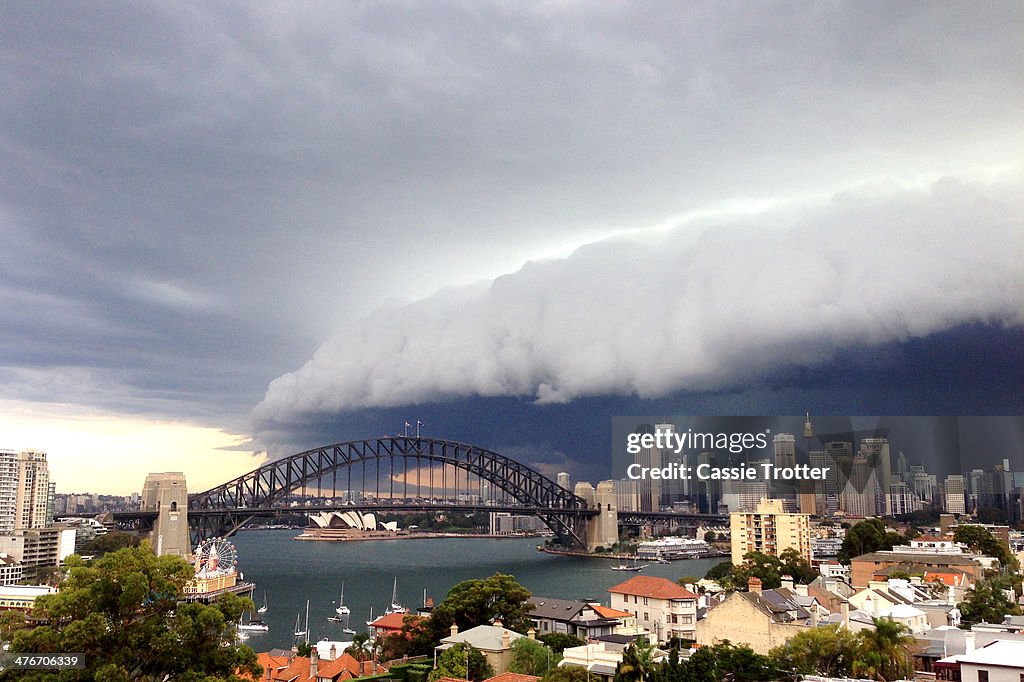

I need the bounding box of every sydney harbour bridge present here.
[111,436,727,550]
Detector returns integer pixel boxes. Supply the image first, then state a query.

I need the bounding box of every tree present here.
[837,519,905,564]
[509,637,559,676]
[538,632,584,654]
[428,642,494,682]
[683,641,777,682]
[346,632,374,661]
[959,577,1020,626]
[853,617,915,681]
[6,546,261,682]
[615,637,658,682]
[769,625,860,678]
[81,531,142,557]
[541,666,590,682]
[778,548,817,585]
[429,573,532,639]
[954,525,1017,569]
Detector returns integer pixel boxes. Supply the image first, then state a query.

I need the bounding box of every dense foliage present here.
[508,636,560,676]
[428,642,494,682]
[428,573,533,637]
[702,549,815,590]
[837,518,906,564]
[5,546,260,682]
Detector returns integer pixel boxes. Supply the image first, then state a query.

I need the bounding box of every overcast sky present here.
[2,2,1022,493]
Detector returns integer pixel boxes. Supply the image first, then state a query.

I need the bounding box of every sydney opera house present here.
[295,510,403,541]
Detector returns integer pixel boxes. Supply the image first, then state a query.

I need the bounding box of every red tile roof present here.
[370,611,425,631]
[484,673,542,682]
[608,575,698,600]
[591,604,633,619]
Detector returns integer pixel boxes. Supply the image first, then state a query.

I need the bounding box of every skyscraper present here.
[556,472,570,490]
[15,450,50,530]
[0,449,18,534]
[773,433,796,469]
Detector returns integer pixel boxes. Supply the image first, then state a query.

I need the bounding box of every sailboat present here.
[336,583,350,616]
[258,591,268,614]
[238,611,269,633]
[294,600,309,641]
[365,606,375,627]
[386,577,407,615]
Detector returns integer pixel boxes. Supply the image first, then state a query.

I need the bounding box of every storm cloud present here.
[255,173,1023,423]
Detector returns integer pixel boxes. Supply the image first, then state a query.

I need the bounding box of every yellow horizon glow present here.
[0,400,266,495]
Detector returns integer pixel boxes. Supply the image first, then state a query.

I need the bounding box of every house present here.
[528,597,623,639]
[936,638,1024,682]
[368,611,426,639]
[608,575,698,643]
[850,549,985,589]
[250,649,388,681]
[696,577,823,654]
[436,623,524,675]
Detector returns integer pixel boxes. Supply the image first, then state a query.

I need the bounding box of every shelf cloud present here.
[255,172,1023,422]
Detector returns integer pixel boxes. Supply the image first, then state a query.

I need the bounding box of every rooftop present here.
[608,575,697,600]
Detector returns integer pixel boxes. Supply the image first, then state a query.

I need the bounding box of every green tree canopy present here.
[959,577,1020,627]
[614,637,658,682]
[509,637,559,676]
[768,624,861,678]
[429,573,533,637]
[538,632,584,654]
[852,617,915,681]
[837,519,906,564]
[953,525,1017,569]
[682,641,778,682]
[541,666,590,682]
[6,545,260,682]
[80,531,142,557]
[428,642,494,682]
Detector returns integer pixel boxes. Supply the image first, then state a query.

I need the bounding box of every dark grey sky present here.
[1,2,1022,483]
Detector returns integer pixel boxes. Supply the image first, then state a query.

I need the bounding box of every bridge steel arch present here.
[188,437,593,548]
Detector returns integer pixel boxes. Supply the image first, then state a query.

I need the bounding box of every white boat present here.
[336,583,350,617]
[294,600,309,642]
[343,627,356,635]
[385,577,407,615]
[238,613,270,633]
[258,591,268,614]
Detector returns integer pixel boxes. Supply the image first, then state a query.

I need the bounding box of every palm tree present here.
[616,637,658,682]
[854,617,914,681]
[345,632,373,662]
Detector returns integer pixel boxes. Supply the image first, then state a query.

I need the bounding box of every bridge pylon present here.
[574,480,619,551]
[141,472,190,556]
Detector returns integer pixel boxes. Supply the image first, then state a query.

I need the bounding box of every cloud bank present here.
[255,173,1024,423]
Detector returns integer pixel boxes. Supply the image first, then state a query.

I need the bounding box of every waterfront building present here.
[437,623,524,675]
[635,537,712,561]
[729,498,812,565]
[696,577,823,655]
[607,575,698,643]
[527,597,623,640]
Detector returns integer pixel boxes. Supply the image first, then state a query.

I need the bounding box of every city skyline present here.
[2,3,1022,493]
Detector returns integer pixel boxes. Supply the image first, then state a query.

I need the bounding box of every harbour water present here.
[231,530,723,650]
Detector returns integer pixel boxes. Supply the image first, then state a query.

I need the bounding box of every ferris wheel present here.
[193,537,239,577]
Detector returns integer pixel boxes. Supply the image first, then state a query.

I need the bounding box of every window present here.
[643,597,649,606]
[644,612,649,621]
[978,671,988,682]
[680,615,693,624]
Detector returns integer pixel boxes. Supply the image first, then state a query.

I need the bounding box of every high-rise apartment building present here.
[556,472,570,490]
[730,498,812,566]
[0,450,18,534]
[15,450,50,530]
